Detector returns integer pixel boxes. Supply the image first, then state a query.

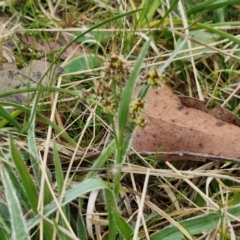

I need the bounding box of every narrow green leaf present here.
[144,18,240,50]
[21,85,43,134]
[0,86,80,100]
[9,134,38,214]
[27,91,41,180]
[43,167,53,205]
[145,1,162,25]
[0,149,30,211]
[75,24,111,44]
[104,187,133,239]
[213,0,227,23]
[85,139,116,179]
[187,0,239,16]
[158,0,179,27]
[139,1,161,27]
[150,203,240,240]
[117,38,151,151]
[114,39,152,196]
[0,202,10,237]
[104,189,118,239]
[0,101,77,148]
[52,219,67,240]
[0,105,21,130]
[27,179,110,231]
[53,140,64,193]
[113,130,135,196]
[1,167,30,240]
[160,37,187,73]
[194,21,240,48]
[35,112,76,148]
[0,225,8,240]
[53,140,70,227]
[0,109,22,129]
[112,207,133,239]
[77,201,87,240]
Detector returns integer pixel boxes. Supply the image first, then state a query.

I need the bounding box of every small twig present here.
[133,151,240,163]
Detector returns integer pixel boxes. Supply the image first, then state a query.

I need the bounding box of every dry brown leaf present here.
[179,96,240,127]
[131,85,240,162]
[0,60,62,103]
[208,106,240,128]
[179,96,206,112]
[17,33,84,60]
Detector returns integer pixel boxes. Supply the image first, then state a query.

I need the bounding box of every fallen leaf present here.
[208,106,240,128]
[131,85,240,162]
[17,33,84,60]
[180,96,240,127]
[179,96,206,112]
[0,60,62,103]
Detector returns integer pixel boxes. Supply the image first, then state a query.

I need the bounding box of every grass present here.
[1,0,240,239]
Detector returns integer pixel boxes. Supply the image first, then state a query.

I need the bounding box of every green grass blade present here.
[113,128,135,196]
[77,203,87,240]
[52,220,65,240]
[53,139,70,223]
[0,101,77,147]
[187,0,239,16]
[213,0,226,23]
[146,17,240,49]
[43,167,53,205]
[0,86,80,100]
[53,140,65,193]
[114,38,152,196]
[117,37,151,152]
[104,189,118,239]
[194,22,240,47]
[0,109,22,129]
[0,202,10,238]
[158,0,179,27]
[3,125,53,240]
[150,203,240,240]
[85,139,116,179]
[9,134,38,214]
[1,167,30,240]
[138,1,161,27]
[0,105,22,130]
[27,178,110,231]
[35,112,76,147]
[27,92,41,180]
[0,149,30,211]
[104,187,133,238]
[0,225,8,240]
[21,85,43,134]
[112,206,133,239]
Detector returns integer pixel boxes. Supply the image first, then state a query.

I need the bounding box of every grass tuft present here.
[1,1,240,239]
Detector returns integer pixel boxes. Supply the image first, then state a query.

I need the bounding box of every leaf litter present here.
[132,85,240,162]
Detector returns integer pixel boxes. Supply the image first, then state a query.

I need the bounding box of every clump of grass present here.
[1,0,240,239]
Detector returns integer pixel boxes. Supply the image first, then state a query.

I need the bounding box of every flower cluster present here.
[94,55,130,113]
[129,98,146,128]
[146,69,164,88]
[92,55,154,129]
